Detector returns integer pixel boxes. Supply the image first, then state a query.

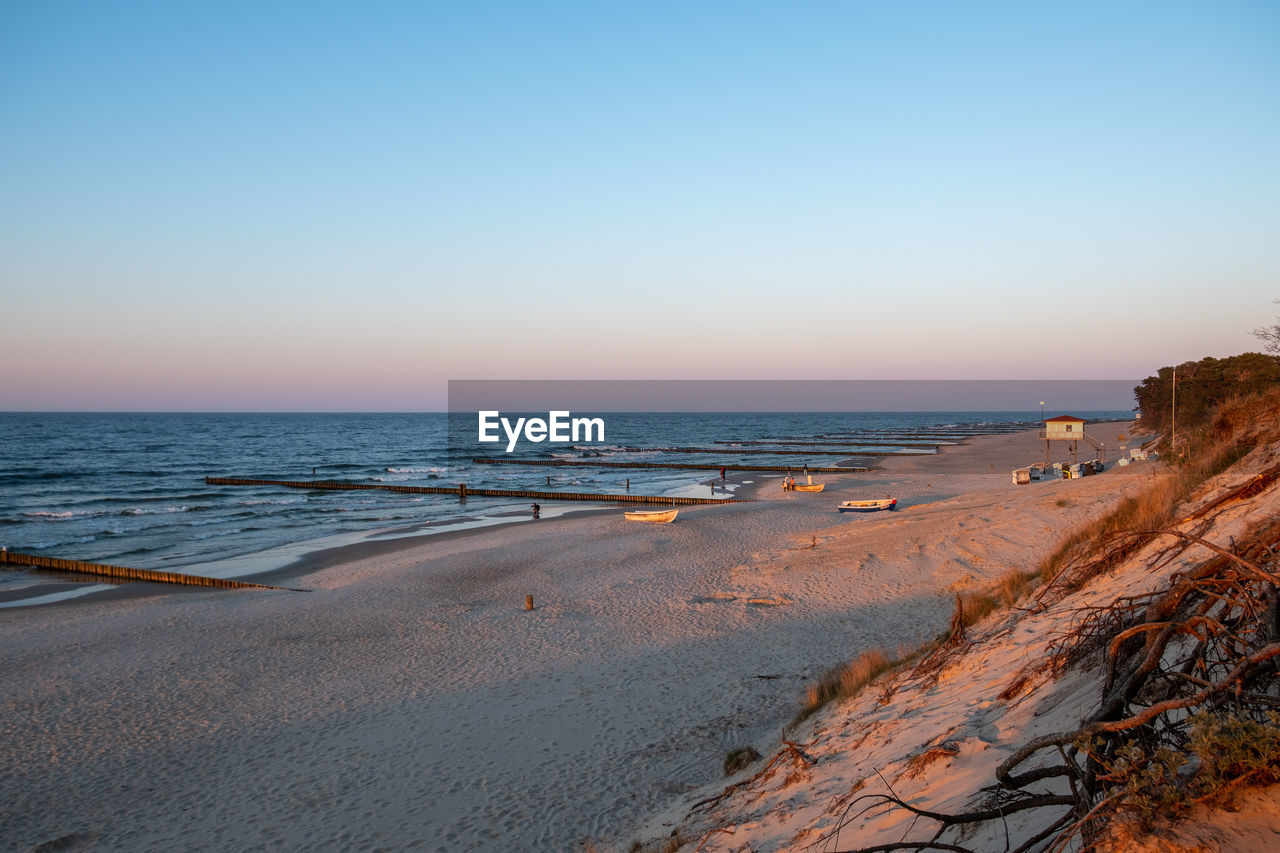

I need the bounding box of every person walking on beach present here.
[720,466,726,481]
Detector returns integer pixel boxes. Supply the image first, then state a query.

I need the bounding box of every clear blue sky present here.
[2,1,1277,410]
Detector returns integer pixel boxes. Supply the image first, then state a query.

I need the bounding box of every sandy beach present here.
[0,423,1152,851]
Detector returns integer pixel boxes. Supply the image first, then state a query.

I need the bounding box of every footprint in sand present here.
[690,592,738,605]
[746,595,792,608]
[690,592,793,607]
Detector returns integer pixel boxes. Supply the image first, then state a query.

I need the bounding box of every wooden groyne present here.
[471,458,866,474]
[0,550,300,591]
[205,477,747,506]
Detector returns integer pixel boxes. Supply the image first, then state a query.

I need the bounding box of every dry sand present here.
[0,423,1150,851]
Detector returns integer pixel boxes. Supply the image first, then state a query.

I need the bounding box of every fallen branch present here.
[1115,529,1280,585]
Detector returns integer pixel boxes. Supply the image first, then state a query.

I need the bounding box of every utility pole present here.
[1172,368,1177,454]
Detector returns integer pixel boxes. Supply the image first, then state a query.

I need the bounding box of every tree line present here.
[1133,352,1280,438]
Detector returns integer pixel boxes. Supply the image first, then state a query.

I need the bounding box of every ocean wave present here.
[28,535,98,549]
[385,466,448,474]
[0,470,94,484]
[237,497,307,507]
[120,505,192,516]
[20,509,115,521]
[192,527,243,540]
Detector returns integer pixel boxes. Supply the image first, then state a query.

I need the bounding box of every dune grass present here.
[790,644,924,729]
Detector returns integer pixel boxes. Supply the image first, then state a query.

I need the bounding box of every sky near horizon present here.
[2,1,1278,411]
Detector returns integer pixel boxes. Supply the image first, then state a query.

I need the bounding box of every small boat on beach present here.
[624,508,679,523]
[792,483,825,492]
[837,498,897,513]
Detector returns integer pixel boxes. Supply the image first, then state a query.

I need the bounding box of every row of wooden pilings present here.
[205,477,749,506]
[0,549,301,591]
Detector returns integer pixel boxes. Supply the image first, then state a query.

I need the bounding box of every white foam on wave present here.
[385,466,448,474]
[121,506,189,516]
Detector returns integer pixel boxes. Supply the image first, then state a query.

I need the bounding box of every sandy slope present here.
[650,435,1280,852]
[0,423,1148,852]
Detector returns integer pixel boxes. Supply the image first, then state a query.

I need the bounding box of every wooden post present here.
[525,595,534,611]
[459,483,467,500]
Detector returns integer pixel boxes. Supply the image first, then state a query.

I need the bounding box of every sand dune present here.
[646,431,1280,852]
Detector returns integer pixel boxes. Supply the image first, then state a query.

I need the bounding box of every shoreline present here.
[1,417,1119,609]
[0,454,766,608]
[0,423,1148,851]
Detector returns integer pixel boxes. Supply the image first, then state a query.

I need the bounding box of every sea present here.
[0,411,1128,602]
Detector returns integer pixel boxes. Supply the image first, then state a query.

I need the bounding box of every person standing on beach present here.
[720,467,726,480]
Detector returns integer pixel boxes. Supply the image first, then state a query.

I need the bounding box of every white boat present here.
[624,508,679,523]
[837,498,897,513]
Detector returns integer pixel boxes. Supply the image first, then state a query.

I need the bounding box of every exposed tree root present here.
[834,515,1280,853]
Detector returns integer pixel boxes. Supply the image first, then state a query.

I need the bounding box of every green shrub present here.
[723,745,761,776]
[1095,712,1280,825]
